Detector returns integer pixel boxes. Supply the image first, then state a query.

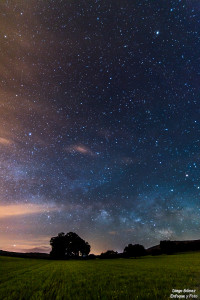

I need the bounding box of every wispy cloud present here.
[108,231,118,235]
[66,144,95,156]
[0,203,57,218]
[0,137,12,145]
[24,246,51,253]
[1,235,52,253]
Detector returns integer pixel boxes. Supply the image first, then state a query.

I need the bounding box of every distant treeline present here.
[49,232,147,259]
[99,239,200,258]
[1,234,200,260]
[49,232,200,259]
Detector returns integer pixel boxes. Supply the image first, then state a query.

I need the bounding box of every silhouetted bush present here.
[88,254,96,259]
[151,249,162,256]
[123,244,146,258]
[100,250,119,259]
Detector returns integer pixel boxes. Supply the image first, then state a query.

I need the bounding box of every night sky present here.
[0,0,200,254]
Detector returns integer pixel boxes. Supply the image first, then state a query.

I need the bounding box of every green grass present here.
[0,252,200,299]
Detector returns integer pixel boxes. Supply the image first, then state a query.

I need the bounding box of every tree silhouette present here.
[123,244,146,258]
[100,250,119,259]
[50,232,66,259]
[50,232,90,259]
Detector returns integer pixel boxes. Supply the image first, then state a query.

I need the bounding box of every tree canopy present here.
[50,232,90,259]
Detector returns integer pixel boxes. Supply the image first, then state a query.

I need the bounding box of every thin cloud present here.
[66,144,95,156]
[24,246,51,253]
[108,231,118,235]
[0,137,12,145]
[0,203,57,218]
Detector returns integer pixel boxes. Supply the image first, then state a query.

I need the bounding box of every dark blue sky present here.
[0,0,200,254]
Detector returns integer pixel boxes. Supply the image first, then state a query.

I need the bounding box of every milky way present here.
[0,0,200,254]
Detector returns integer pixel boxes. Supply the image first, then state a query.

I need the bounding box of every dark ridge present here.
[147,239,200,255]
[0,250,50,259]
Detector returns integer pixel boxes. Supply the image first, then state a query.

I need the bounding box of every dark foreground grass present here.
[0,252,200,300]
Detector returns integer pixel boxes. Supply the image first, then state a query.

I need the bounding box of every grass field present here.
[0,253,200,300]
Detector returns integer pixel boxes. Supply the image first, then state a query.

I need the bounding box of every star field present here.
[0,0,200,254]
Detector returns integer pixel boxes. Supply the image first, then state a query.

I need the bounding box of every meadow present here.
[0,252,200,300]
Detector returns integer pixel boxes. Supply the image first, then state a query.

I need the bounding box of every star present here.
[0,0,199,254]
